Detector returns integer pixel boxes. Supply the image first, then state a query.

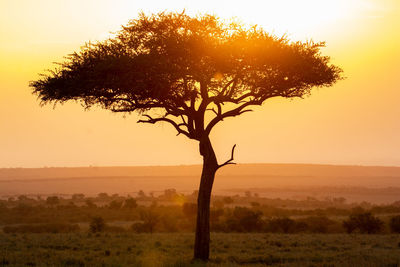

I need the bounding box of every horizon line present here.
[1,162,400,170]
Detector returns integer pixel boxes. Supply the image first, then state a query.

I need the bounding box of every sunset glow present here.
[1,0,399,167]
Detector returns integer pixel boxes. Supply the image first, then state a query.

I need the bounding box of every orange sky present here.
[0,0,399,168]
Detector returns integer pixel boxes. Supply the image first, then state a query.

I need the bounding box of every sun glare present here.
[116,0,383,40]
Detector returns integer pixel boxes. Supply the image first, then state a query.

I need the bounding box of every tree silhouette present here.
[30,11,342,260]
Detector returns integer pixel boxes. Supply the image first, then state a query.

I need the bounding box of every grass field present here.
[1,233,400,266]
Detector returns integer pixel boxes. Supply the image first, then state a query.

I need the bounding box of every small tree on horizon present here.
[30,11,342,261]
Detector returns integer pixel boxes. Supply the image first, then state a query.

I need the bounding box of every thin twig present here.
[218,144,237,169]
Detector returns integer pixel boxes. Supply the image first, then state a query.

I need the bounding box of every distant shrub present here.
[182,203,197,219]
[210,209,224,224]
[223,196,234,205]
[71,193,85,200]
[300,216,336,233]
[97,192,109,199]
[161,189,180,201]
[389,215,400,233]
[131,210,159,233]
[108,200,123,209]
[13,204,32,216]
[266,217,297,233]
[131,222,145,233]
[90,216,106,233]
[85,199,97,208]
[212,199,225,209]
[225,207,264,232]
[160,214,179,232]
[46,196,60,206]
[343,212,383,234]
[3,223,79,233]
[343,219,357,233]
[124,198,138,209]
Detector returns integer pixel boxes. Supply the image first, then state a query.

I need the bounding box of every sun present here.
[208,0,382,39]
[114,0,382,41]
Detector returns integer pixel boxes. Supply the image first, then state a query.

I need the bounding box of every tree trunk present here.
[194,136,218,261]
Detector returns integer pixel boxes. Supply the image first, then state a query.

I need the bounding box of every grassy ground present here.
[1,233,400,266]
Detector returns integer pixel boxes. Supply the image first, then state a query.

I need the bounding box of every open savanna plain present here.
[1,233,400,267]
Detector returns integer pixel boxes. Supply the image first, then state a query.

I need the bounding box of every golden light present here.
[213,72,223,81]
[115,0,386,40]
[0,0,399,167]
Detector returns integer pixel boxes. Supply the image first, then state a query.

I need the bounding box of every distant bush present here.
[85,199,97,208]
[160,214,179,232]
[90,216,106,233]
[3,223,79,233]
[182,203,197,219]
[263,216,340,233]
[108,200,123,209]
[71,193,85,200]
[131,210,159,233]
[224,207,264,232]
[223,196,234,205]
[343,212,383,234]
[389,215,400,233]
[46,196,60,206]
[265,217,297,233]
[124,198,138,209]
[300,216,337,233]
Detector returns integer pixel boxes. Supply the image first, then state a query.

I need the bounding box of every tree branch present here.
[205,100,256,135]
[218,144,237,169]
[206,108,218,116]
[137,114,192,138]
[220,76,238,97]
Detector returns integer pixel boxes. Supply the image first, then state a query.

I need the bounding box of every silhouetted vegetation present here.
[389,215,400,233]
[342,211,384,234]
[30,10,342,260]
[89,216,106,233]
[1,190,399,235]
[1,190,400,266]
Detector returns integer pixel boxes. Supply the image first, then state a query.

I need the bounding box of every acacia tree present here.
[30,12,342,260]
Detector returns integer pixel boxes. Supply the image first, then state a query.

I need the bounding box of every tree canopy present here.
[30,11,342,141]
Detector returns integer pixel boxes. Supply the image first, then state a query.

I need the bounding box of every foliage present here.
[343,212,384,234]
[46,196,60,206]
[108,200,123,209]
[299,216,337,233]
[132,210,160,233]
[72,193,85,200]
[182,202,197,219]
[124,198,138,209]
[265,217,297,233]
[29,10,342,260]
[89,216,106,233]
[223,207,264,232]
[1,193,399,234]
[30,11,342,142]
[223,197,234,205]
[389,215,400,233]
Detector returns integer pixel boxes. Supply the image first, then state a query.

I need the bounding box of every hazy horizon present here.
[2,161,400,170]
[1,163,400,204]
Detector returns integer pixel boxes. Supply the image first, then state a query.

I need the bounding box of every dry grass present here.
[1,233,400,266]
